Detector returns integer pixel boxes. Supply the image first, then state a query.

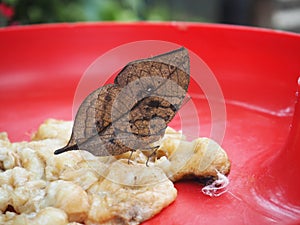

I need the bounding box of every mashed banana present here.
[0,119,230,225]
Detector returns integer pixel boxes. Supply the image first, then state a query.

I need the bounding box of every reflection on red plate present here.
[1,22,300,224]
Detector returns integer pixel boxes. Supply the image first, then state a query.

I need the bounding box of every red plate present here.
[1,22,300,224]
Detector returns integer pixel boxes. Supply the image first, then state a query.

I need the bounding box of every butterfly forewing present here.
[54,47,190,157]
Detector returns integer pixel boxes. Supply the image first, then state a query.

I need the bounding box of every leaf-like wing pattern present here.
[54,47,190,156]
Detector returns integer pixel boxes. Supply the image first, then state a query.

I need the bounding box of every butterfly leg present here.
[146,146,159,167]
[127,150,135,164]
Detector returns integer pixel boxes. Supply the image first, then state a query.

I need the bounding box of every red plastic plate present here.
[1,22,300,224]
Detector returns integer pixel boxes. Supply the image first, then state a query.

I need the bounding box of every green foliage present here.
[0,0,173,26]
[4,0,87,24]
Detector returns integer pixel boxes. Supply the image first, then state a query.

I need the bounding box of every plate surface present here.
[1,22,300,224]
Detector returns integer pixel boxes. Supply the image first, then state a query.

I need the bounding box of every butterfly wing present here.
[55,47,190,156]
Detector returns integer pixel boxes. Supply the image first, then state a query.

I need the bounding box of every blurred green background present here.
[1,0,300,32]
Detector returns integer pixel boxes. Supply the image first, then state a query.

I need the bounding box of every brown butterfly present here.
[54,47,190,157]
